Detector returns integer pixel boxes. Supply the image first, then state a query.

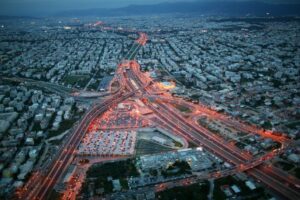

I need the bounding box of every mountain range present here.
[56,1,300,17]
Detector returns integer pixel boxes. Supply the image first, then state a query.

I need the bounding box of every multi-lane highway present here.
[18,91,134,200]
[18,31,148,200]
[120,46,300,199]
[17,30,300,200]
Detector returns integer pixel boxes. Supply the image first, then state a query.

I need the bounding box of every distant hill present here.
[56,1,300,17]
[0,15,39,20]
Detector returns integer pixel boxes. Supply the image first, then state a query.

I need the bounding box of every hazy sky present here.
[0,0,298,16]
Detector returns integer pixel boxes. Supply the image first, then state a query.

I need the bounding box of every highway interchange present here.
[17,31,300,200]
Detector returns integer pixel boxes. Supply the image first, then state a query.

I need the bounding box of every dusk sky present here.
[0,0,299,16]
